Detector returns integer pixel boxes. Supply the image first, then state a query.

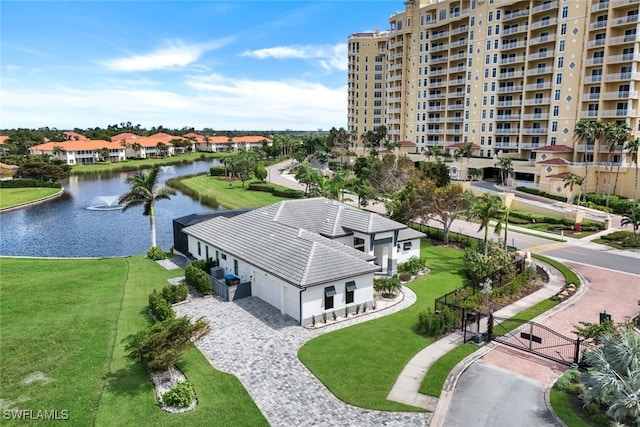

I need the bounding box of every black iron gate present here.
[488,314,590,367]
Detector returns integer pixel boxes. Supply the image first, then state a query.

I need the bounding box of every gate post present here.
[486,312,494,343]
[574,337,581,365]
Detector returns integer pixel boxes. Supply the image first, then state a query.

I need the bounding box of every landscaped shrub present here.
[398,271,412,282]
[0,178,61,188]
[398,256,427,275]
[463,241,515,285]
[161,284,188,304]
[247,182,275,193]
[373,276,402,297]
[209,166,226,176]
[148,290,175,322]
[162,380,195,408]
[146,246,167,260]
[185,263,212,295]
[190,258,216,273]
[272,188,305,198]
[416,307,457,337]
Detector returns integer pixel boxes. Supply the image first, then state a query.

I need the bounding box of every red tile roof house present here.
[181,197,425,326]
[29,139,126,165]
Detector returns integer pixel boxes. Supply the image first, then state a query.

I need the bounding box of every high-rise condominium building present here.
[348,0,640,198]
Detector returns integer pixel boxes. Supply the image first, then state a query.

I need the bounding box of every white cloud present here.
[242,42,347,71]
[1,74,347,130]
[101,38,232,72]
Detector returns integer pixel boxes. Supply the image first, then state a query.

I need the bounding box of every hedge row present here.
[0,179,61,189]
[209,166,226,176]
[185,263,212,295]
[516,187,632,214]
[516,187,566,202]
[246,182,305,199]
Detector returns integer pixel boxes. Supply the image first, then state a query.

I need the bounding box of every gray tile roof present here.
[182,198,417,288]
[398,227,426,241]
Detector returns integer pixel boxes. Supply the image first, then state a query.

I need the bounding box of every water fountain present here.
[86,195,124,211]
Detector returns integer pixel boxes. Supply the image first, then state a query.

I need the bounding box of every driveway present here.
[176,291,430,427]
[441,361,559,427]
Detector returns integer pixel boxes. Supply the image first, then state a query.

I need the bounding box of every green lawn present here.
[419,343,478,397]
[549,388,600,427]
[0,187,60,209]
[0,257,267,426]
[298,241,465,411]
[179,174,291,209]
[70,152,229,174]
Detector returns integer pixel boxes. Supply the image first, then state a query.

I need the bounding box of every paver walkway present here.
[175,286,431,427]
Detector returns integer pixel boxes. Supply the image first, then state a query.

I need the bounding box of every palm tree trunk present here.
[503,209,509,250]
[594,143,600,194]
[150,212,157,248]
[612,161,622,198]
[483,226,489,256]
[634,163,639,210]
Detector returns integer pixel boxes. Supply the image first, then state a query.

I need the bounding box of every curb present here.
[0,187,65,213]
[429,259,586,426]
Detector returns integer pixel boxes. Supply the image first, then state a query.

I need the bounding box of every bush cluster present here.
[185,263,212,295]
[0,179,61,188]
[190,258,216,273]
[146,246,167,260]
[416,307,457,337]
[398,256,427,275]
[148,290,176,322]
[246,182,305,199]
[162,283,188,304]
[209,166,226,176]
[162,380,195,408]
[516,187,566,202]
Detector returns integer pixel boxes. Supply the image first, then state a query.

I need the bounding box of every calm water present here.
[0,161,220,257]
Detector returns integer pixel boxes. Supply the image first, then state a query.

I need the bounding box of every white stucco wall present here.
[300,273,374,326]
[397,238,421,264]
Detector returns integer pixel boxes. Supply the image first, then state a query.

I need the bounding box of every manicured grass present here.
[593,236,640,250]
[298,241,465,411]
[549,388,599,427]
[179,174,291,209]
[509,298,558,321]
[0,257,267,426]
[71,152,228,174]
[531,253,579,286]
[419,343,478,397]
[0,187,60,209]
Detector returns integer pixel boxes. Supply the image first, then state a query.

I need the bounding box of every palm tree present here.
[495,157,514,189]
[609,122,631,199]
[456,142,473,180]
[581,328,640,422]
[562,172,584,204]
[119,165,176,248]
[574,119,597,200]
[621,206,640,242]
[470,193,505,255]
[625,137,640,210]
[425,145,443,161]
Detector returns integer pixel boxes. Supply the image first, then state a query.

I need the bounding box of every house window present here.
[197,241,201,256]
[403,242,412,250]
[221,253,227,260]
[345,281,356,304]
[234,259,238,276]
[324,286,336,309]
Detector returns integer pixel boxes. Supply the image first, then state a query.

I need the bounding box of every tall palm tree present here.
[495,157,514,189]
[119,165,176,248]
[625,137,640,210]
[456,143,473,180]
[609,122,632,199]
[621,206,640,242]
[425,145,443,161]
[574,119,596,200]
[470,193,505,255]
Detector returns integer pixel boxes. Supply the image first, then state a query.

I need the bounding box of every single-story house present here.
[180,197,424,325]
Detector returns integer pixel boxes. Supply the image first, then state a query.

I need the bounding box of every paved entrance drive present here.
[176,292,430,427]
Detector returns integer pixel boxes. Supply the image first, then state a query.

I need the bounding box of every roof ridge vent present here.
[299,242,317,286]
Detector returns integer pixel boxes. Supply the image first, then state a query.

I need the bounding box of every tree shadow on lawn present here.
[102,363,151,397]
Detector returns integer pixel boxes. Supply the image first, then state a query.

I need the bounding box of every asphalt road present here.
[442,361,559,427]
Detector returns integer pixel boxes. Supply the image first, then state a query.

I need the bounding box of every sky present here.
[1,1,400,131]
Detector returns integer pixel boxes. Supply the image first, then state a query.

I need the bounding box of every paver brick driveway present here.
[177,293,430,427]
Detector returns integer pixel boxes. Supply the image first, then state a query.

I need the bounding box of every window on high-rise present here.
[555,89,561,101]
[559,40,565,52]
[552,121,558,131]
[557,57,564,68]
[556,73,563,84]
[560,23,567,35]
[562,6,568,19]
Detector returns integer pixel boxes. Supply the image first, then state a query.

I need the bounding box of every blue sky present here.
[1,1,399,131]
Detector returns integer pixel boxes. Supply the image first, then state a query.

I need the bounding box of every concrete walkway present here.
[386,258,565,411]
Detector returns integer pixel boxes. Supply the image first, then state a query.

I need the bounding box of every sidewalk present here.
[386,258,565,411]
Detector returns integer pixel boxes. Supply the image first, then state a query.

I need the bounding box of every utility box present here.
[210,267,225,280]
